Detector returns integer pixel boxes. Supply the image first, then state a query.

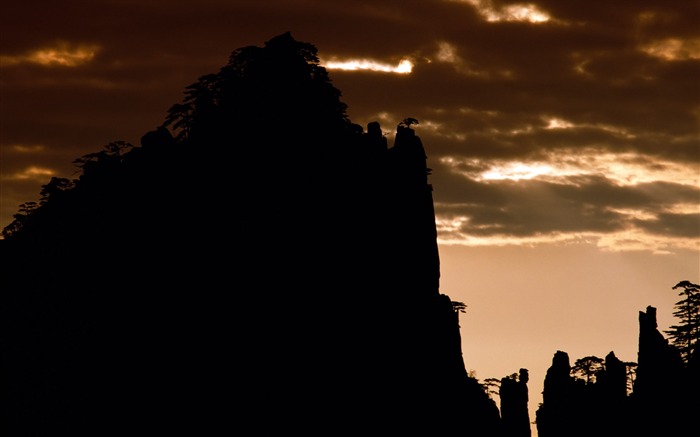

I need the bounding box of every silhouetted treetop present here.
[571,355,604,384]
[666,280,700,363]
[400,117,419,128]
[2,33,365,242]
[163,31,357,144]
[451,300,467,313]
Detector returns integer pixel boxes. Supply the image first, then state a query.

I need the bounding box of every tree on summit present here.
[451,300,467,314]
[40,177,74,202]
[162,74,219,142]
[72,141,133,169]
[400,117,419,128]
[1,202,39,239]
[571,356,604,384]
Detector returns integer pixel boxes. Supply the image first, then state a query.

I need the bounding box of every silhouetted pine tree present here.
[665,280,700,363]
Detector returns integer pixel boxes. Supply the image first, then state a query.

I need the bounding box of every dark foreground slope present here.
[2,33,501,435]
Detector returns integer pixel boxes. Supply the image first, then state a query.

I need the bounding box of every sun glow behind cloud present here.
[458,0,551,23]
[2,166,55,181]
[441,150,699,187]
[639,38,700,61]
[437,219,698,254]
[437,149,699,252]
[545,118,574,129]
[430,41,504,77]
[1,42,100,67]
[11,144,46,153]
[323,58,413,74]
[480,162,553,181]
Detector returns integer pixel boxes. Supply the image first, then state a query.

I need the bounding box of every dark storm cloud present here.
[459,200,624,237]
[634,213,700,238]
[336,58,697,161]
[433,160,700,208]
[1,0,698,250]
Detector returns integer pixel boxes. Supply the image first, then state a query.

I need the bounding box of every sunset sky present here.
[2,0,698,431]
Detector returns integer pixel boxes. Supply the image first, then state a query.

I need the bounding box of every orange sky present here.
[1,1,698,433]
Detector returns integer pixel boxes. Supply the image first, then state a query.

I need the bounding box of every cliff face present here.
[2,33,500,435]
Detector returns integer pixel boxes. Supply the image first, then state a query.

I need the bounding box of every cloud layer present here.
[2,0,698,252]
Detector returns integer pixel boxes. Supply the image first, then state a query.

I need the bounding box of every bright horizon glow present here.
[435,215,699,253]
[324,58,413,74]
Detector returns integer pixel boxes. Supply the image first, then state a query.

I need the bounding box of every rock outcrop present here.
[536,305,697,436]
[631,305,691,435]
[500,368,531,437]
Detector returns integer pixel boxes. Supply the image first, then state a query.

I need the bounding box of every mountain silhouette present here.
[6,31,695,437]
[2,32,503,436]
